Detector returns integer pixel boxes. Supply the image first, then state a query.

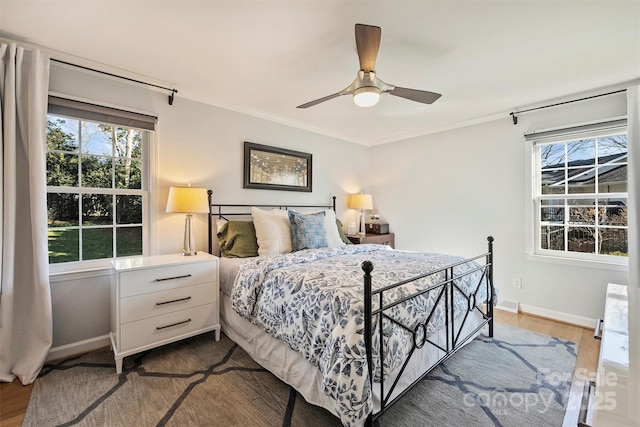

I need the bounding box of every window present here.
[529,119,628,262]
[46,97,155,265]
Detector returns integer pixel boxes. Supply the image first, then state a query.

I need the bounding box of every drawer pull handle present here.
[156,319,191,330]
[594,318,603,340]
[154,274,192,282]
[156,296,192,306]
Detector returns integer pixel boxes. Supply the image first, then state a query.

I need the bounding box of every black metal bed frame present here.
[362,236,494,426]
[206,191,494,426]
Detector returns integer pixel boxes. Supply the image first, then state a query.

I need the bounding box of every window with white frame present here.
[529,119,628,261]
[46,96,155,265]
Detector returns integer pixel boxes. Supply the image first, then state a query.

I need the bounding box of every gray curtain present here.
[0,42,52,384]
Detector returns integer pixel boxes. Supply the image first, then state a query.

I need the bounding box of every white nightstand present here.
[110,252,220,373]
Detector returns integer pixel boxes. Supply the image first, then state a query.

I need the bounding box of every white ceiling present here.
[2,1,639,146]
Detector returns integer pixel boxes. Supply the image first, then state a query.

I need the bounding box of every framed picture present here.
[243,142,312,192]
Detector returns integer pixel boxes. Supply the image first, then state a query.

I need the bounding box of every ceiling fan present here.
[297,23,442,109]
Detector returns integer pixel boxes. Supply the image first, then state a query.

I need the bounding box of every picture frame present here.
[243,141,312,192]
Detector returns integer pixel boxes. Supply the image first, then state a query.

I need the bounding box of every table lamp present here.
[349,193,373,236]
[166,186,209,255]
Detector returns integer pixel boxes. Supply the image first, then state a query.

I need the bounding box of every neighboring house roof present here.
[542,153,627,188]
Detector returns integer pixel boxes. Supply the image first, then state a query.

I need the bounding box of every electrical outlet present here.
[513,278,522,289]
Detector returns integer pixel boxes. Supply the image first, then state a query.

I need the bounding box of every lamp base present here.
[359,210,366,236]
[182,214,198,256]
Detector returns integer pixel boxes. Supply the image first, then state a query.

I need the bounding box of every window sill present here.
[526,253,629,271]
[49,265,113,283]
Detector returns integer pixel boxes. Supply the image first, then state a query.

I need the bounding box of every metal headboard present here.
[206,189,337,254]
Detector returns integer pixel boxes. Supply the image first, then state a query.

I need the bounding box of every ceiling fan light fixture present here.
[353,86,380,107]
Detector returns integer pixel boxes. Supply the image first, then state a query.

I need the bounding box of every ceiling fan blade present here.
[296,92,344,109]
[355,24,381,72]
[387,86,442,104]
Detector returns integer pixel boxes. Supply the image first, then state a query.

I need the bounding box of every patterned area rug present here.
[24,324,577,426]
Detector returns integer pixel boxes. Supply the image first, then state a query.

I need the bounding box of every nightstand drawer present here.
[119,303,219,352]
[119,261,216,297]
[120,282,218,324]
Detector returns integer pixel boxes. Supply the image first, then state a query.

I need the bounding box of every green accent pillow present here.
[217,221,259,258]
[336,219,352,244]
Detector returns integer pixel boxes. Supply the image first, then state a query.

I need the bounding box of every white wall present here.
[370,92,629,325]
[48,64,370,351]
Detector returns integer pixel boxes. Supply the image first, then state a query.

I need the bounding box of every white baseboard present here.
[47,335,111,362]
[518,303,596,329]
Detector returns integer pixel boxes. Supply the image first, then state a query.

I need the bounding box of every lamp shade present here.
[166,187,209,214]
[349,193,373,210]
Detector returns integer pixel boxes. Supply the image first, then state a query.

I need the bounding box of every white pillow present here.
[251,207,293,255]
[302,209,345,248]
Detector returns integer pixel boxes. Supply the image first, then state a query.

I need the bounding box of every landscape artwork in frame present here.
[243,142,312,192]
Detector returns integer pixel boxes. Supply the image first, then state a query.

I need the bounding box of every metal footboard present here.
[363,236,494,426]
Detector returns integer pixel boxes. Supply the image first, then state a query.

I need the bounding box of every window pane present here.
[598,135,627,161]
[115,158,142,189]
[600,228,628,256]
[540,144,565,169]
[598,164,627,193]
[47,152,79,186]
[47,193,79,226]
[568,227,595,254]
[116,226,142,257]
[569,203,595,225]
[82,194,113,226]
[113,128,143,160]
[82,228,113,260]
[540,226,564,250]
[48,228,79,263]
[47,116,79,152]
[116,195,142,224]
[567,167,596,194]
[598,199,627,226]
[80,122,114,156]
[81,155,113,188]
[541,206,564,223]
[567,139,595,165]
[541,169,565,194]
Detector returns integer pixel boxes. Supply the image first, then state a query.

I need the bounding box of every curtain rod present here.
[51,58,178,105]
[509,89,626,125]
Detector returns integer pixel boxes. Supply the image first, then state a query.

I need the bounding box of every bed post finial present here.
[361,260,374,275]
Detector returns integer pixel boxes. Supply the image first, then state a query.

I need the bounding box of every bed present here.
[207,191,495,427]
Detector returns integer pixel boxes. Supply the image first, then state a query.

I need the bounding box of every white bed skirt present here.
[220,295,487,422]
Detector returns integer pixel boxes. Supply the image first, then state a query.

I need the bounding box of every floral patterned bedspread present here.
[231,244,491,427]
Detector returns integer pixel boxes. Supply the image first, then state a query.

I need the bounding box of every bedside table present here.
[348,233,395,249]
[110,252,220,373]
